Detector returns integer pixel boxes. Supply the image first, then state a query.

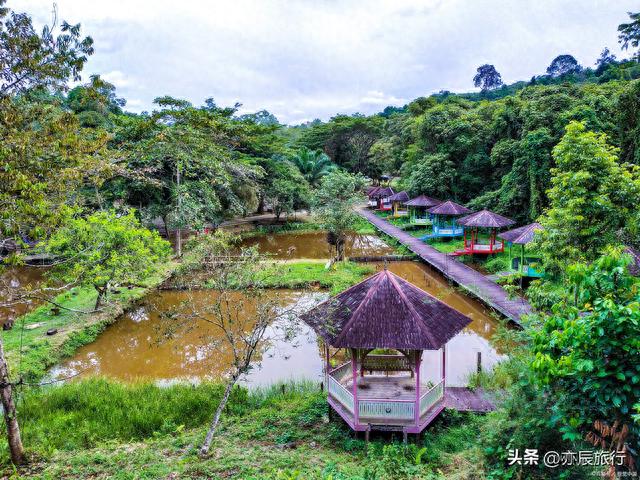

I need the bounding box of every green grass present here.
[3,262,177,382]
[12,379,485,479]
[240,220,324,239]
[258,261,375,295]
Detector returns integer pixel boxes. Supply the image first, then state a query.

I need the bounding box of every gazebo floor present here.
[345,375,432,400]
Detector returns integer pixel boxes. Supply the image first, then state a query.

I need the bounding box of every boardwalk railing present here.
[419,380,444,416]
[359,398,415,421]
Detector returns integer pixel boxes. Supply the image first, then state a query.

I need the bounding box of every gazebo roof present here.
[427,200,471,216]
[300,270,471,350]
[370,186,394,199]
[457,209,515,229]
[404,194,441,208]
[366,186,381,198]
[387,191,410,203]
[498,222,543,245]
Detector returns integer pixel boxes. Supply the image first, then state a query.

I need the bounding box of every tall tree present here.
[312,170,366,261]
[0,0,93,95]
[536,121,640,275]
[473,64,503,91]
[618,11,640,60]
[546,54,581,77]
[595,47,617,75]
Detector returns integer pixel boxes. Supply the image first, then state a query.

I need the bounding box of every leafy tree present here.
[473,64,503,91]
[312,170,366,261]
[595,47,617,75]
[546,54,581,77]
[618,11,640,60]
[264,159,310,219]
[65,74,125,127]
[406,153,456,199]
[0,0,93,95]
[290,148,336,186]
[536,121,640,275]
[531,250,640,452]
[46,210,172,309]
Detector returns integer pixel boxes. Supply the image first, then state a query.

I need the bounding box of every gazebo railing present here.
[329,362,352,382]
[359,398,415,421]
[419,380,444,416]
[328,373,354,413]
[361,354,412,373]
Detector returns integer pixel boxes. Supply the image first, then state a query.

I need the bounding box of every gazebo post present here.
[414,350,422,427]
[351,348,360,427]
[441,344,446,386]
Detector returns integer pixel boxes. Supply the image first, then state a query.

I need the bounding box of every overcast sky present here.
[20,0,639,124]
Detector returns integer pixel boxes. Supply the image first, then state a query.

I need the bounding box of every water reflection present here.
[0,266,48,326]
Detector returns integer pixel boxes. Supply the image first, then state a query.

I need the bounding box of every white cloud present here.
[19,0,639,124]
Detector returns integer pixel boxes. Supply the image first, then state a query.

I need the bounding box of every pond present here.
[238,231,395,259]
[51,231,504,387]
[0,266,48,327]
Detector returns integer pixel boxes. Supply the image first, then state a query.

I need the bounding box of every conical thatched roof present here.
[365,186,379,195]
[300,270,471,350]
[370,186,394,199]
[427,200,471,216]
[457,209,515,229]
[387,191,410,203]
[366,186,381,198]
[405,194,441,208]
[498,223,543,245]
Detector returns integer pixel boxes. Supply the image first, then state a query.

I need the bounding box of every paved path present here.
[357,208,532,324]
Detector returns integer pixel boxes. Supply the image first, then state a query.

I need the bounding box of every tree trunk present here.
[162,215,170,238]
[336,235,346,261]
[0,338,25,465]
[176,162,182,257]
[200,378,236,455]
[257,195,265,215]
[94,286,105,310]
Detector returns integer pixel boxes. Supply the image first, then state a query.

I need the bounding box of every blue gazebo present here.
[420,201,471,241]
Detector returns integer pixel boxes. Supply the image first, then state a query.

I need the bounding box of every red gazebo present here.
[453,209,515,256]
[301,269,474,440]
[369,187,394,211]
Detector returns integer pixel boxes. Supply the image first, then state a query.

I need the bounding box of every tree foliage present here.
[618,11,640,60]
[46,210,172,309]
[473,64,503,91]
[546,54,581,77]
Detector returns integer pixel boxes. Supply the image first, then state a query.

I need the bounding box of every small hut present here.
[420,200,471,240]
[387,191,410,218]
[301,269,474,440]
[366,186,381,208]
[498,223,544,277]
[371,187,394,211]
[453,209,515,256]
[404,195,441,226]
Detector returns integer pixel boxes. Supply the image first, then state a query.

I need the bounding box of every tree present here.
[312,170,366,261]
[618,11,640,61]
[531,250,640,466]
[46,210,172,309]
[290,148,336,187]
[264,159,311,219]
[406,153,456,199]
[473,64,503,91]
[546,54,581,77]
[0,0,93,95]
[159,233,307,455]
[536,121,640,275]
[65,74,126,127]
[595,47,617,75]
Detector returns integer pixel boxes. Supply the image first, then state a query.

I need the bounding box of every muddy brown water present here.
[238,231,395,259]
[0,266,49,327]
[51,232,505,387]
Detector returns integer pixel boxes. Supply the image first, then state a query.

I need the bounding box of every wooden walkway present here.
[357,208,532,324]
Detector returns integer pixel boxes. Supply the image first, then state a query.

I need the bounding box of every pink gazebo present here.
[301,269,477,441]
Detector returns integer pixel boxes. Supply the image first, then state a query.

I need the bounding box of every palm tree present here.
[291,148,337,187]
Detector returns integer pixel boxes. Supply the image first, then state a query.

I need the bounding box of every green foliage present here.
[0,0,94,95]
[290,148,337,187]
[312,171,366,260]
[474,64,503,91]
[618,11,640,61]
[264,159,311,219]
[536,121,640,275]
[46,210,172,307]
[531,251,640,443]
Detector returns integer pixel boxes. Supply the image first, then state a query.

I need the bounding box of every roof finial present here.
[383,259,388,271]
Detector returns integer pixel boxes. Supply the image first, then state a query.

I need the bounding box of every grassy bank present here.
[3,261,177,382]
[258,261,375,295]
[12,379,485,479]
